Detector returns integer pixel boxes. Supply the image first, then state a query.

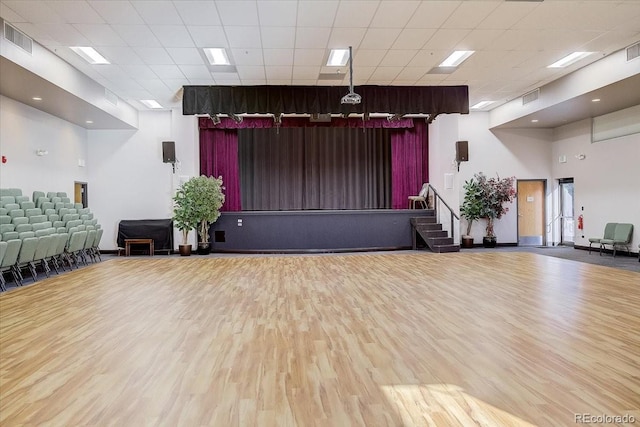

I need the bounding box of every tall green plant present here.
[475,172,517,237]
[189,175,225,244]
[172,180,199,246]
[460,177,483,237]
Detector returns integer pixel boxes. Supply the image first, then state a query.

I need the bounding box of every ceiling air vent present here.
[3,22,32,54]
[522,89,540,105]
[627,42,640,62]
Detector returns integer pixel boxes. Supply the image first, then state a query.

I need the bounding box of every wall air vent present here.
[3,22,33,54]
[627,42,640,61]
[522,89,540,105]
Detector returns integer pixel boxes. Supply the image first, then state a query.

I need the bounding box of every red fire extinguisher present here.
[577,214,584,230]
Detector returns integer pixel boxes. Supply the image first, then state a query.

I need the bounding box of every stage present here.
[209,209,432,253]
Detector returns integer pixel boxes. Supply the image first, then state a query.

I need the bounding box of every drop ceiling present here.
[1,0,639,129]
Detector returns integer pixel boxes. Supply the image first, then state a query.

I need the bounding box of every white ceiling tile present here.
[216,1,259,26]
[188,27,228,48]
[359,29,402,50]
[292,66,321,79]
[149,25,195,48]
[87,1,144,25]
[112,25,161,47]
[369,67,402,81]
[319,66,346,75]
[328,28,367,49]
[134,47,175,65]
[174,1,221,26]
[45,1,104,24]
[240,79,267,85]
[3,0,64,23]
[295,28,331,49]
[226,26,262,48]
[257,1,297,27]
[351,66,375,82]
[162,78,191,89]
[211,72,239,80]
[236,66,266,80]
[94,64,130,80]
[120,64,158,80]
[297,1,338,27]
[476,2,538,30]
[292,79,318,85]
[214,78,242,85]
[334,1,379,28]
[423,29,471,51]
[379,50,417,67]
[150,65,185,79]
[131,1,183,25]
[0,2,26,23]
[441,1,500,29]
[394,67,427,81]
[407,1,460,29]
[407,50,445,68]
[231,49,264,65]
[179,64,212,79]
[370,1,420,28]
[98,46,144,65]
[266,79,293,85]
[265,66,292,80]
[72,24,127,46]
[354,50,387,67]
[38,23,90,45]
[261,27,296,49]
[456,29,505,51]
[263,49,294,66]
[293,49,325,66]
[188,78,215,85]
[392,29,436,50]
[581,31,639,54]
[166,47,203,65]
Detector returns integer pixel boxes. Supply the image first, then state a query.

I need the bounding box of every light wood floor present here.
[1,252,639,426]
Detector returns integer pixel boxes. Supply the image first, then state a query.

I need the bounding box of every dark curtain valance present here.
[184,85,468,116]
[198,117,415,130]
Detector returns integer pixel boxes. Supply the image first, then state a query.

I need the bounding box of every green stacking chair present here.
[32,191,45,203]
[0,241,7,291]
[35,197,50,209]
[8,209,24,219]
[14,233,38,284]
[20,201,36,210]
[54,233,70,270]
[82,229,96,263]
[45,232,61,274]
[46,192,57,199]
[15,224,33,233]
[29,215,47,224]
[41,202,54,211]
[0,208,7,216]
[12,217,28,226]
[92,228,103,262]
[2,231,19,241]
[32,222,53,231]
[0,196,16,207]
[25,208,42,218]
[15,196,29,203]
[1,224,15,234]
[0,215,12,224]
[0,239,21,289]
[57,192,67,198]
[33,229,54,277]
[66,230,87,268]
[600,223,634,257]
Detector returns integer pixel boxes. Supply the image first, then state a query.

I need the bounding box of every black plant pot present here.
[197,242,211,255]
[461,236,474,248]
[178,244,192,256]
[483,236,497,248]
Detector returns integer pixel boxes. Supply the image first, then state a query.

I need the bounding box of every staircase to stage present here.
[411,214,460,253]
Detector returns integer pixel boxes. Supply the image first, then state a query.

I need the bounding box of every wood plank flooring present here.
[1,252,639,426]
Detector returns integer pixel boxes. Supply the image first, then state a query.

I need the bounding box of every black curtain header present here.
[183,85,468,117]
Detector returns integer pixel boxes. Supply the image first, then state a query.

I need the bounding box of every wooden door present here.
[517,180,545,246]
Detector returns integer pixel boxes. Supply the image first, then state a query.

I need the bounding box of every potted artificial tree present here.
[460,177,483,248]
[476,172,517,248]
[172,179,199,256]
[191,175,225,255]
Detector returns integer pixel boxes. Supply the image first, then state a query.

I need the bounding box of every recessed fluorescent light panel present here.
[439,51,475,67]
[140,99,163,109]
[204,48,230,65]
[327,49,350,66]
[70,46,110,64]
[548,52,593,68]
[471,101,494,109]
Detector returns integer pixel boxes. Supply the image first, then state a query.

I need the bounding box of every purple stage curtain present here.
[391,121,429,209]
[200,128,242,211]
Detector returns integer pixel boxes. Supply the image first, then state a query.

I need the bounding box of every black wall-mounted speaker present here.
[456,140,469,162]
[162,141,176,163]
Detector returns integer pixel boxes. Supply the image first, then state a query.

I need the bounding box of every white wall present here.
[553,119,640,253]
[87,110,198,250]
[0,95,88,197]
[430,112,554,244]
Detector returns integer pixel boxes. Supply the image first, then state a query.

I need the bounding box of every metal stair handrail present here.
[428,184,460,243]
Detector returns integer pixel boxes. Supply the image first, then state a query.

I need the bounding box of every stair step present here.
[427,237,454,246]
[410,216,436,226]
[416,223,442,232]
[431,244,461,253]
[421,230,447,238]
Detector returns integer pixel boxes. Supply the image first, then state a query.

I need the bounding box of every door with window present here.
[559,178,574,245]
[517,180,546,246]
[74,182,88,208]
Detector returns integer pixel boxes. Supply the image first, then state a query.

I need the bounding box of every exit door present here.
[74,182,88,208]
[517,180,546,246]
